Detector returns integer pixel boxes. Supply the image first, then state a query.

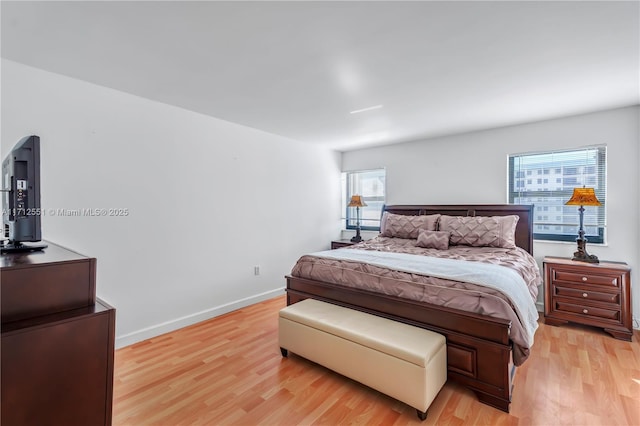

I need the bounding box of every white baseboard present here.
[536,301,544,313]
[115,287,285,349]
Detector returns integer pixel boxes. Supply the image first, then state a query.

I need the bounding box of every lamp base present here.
[572,238,599,263]
[572,252,600,263]
[351,226,363,243]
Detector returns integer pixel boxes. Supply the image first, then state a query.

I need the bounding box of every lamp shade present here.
[565,187,602,206]
[348,195,368,207]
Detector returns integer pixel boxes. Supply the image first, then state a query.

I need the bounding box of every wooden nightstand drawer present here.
[544,257,632,341]
[553,286,619,304]
[552,270,620,288]
[553,300,620,322]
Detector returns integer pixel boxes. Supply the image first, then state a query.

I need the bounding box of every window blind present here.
[508,146,606,243]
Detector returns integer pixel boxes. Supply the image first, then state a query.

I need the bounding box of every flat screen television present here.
[1,135,47,253]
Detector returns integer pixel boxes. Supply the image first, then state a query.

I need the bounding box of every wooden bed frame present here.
[285,204,534,413]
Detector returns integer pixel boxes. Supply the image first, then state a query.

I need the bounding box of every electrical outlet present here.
[254,266,260,276]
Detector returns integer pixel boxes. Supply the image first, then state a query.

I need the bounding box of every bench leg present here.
[280,347,288,357]
[416,409,427,421]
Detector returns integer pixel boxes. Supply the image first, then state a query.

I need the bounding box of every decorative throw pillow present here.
[438,215,519,248]
[416,229,450,250]
[380,213,440,239]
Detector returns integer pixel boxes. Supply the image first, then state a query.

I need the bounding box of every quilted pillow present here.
[380,212,440,239]
[438,215,519,248]
[416,229,450,250]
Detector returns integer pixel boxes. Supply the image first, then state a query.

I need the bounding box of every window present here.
[508,146,606,243]
[342,169,386,231]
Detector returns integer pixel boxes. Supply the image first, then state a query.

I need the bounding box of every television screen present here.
[1,135,46,253]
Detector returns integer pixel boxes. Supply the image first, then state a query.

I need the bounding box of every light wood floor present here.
[113,295,640,425]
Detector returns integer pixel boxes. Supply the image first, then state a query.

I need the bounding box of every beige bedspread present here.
[290,236,542,365]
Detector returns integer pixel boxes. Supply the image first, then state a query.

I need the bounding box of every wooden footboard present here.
[286,276,515,413]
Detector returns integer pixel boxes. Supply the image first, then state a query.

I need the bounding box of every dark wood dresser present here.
[1,242,116,425]
[543,256,632,341]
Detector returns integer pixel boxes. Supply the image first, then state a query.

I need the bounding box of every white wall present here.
[343,106,640,326]
[1,59,343,347]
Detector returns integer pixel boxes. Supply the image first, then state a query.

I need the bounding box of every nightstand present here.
[543,256,632,341]
[331,239,358,249]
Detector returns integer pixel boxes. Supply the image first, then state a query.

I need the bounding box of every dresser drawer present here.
[553,301,620,322]
[553,286,620,304]
[1,245,97,324]
[552,270,620,287]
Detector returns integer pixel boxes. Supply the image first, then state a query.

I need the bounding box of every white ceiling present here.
[2,1,638,151]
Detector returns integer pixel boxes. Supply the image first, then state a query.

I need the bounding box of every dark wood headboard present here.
[382,204,534,255]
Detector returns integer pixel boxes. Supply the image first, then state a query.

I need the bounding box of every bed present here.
[285,204,541,413]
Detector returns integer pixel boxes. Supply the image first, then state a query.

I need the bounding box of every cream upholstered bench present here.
[278,298,447,420]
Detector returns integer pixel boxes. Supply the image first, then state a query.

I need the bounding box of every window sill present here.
[534,239,608,247]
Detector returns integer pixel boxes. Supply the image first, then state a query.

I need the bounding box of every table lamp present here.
[348,195,367,243]
[565,187,602,263]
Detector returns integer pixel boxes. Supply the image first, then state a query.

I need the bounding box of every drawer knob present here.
[582,293,588,298]
[583,309,589,314]
[582,276,588,282]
